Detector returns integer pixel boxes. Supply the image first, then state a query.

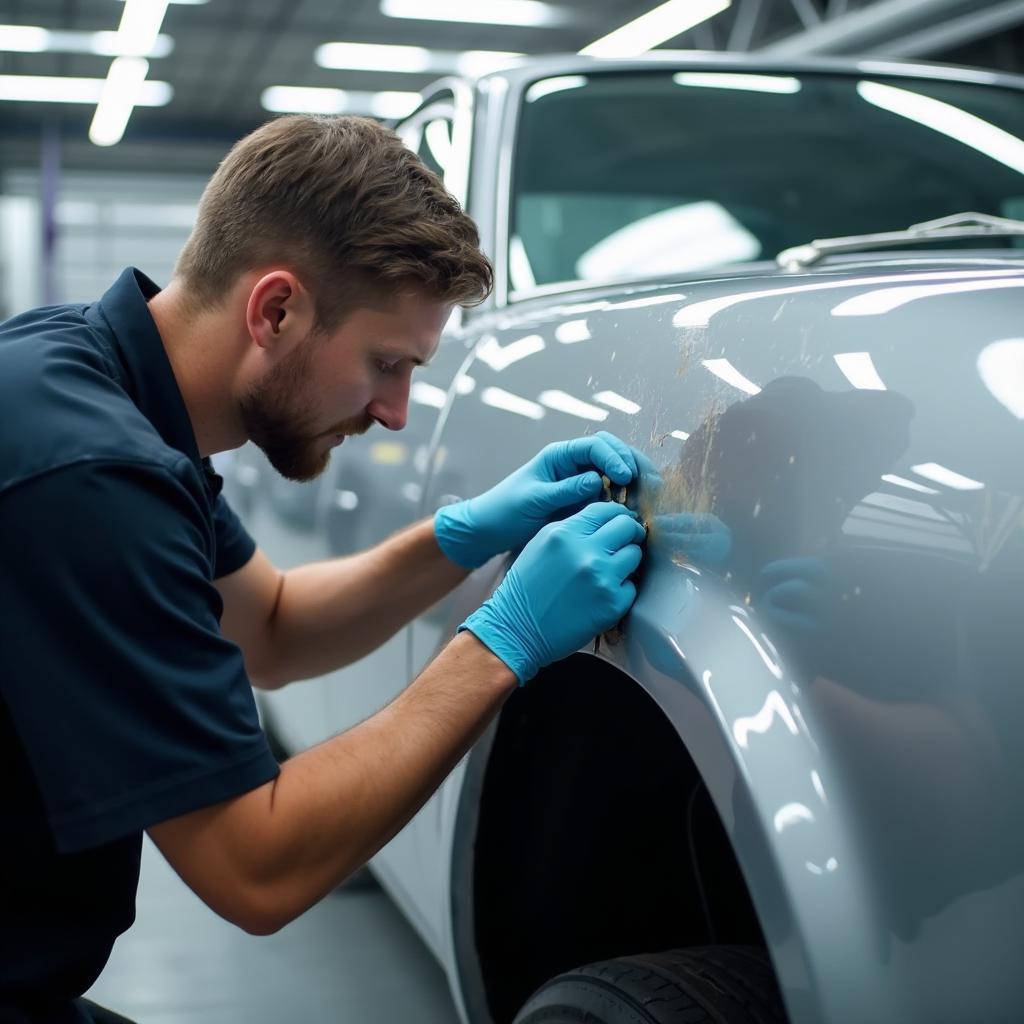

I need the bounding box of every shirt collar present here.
[92,268,223,498]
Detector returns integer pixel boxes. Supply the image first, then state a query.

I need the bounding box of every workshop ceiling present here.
[1,0,1023,173]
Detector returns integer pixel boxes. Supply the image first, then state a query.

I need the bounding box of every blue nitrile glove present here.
[434,432,638,569]
[460,502,647,684]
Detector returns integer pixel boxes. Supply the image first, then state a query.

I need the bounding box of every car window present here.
[509,71,1024,293]
[397,95,456,184]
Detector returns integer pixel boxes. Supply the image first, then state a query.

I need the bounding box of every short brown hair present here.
[175,114,493,327]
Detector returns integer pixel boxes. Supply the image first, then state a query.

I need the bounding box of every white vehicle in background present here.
[221,54,1024,1024]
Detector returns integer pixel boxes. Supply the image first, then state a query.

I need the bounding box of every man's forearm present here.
[259,632,515,925]
[263,517,468,687]
[150,632,516,934]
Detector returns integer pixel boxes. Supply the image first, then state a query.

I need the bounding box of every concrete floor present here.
[85,837,460,1024]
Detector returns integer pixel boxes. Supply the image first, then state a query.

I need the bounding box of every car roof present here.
[459,52,1024,93]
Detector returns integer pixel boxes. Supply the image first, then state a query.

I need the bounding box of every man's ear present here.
[245,271,315,356]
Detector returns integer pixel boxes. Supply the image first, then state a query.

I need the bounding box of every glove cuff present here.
[459,599,539,686]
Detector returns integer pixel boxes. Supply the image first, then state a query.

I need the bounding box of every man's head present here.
[174,114,492,481]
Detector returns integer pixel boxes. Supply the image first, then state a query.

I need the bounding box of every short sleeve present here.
[212,492,256,578]
[0,460,280,853]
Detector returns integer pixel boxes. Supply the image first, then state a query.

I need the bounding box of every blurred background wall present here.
[0,170,205,314]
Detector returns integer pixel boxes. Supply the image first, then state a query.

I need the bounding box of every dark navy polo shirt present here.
[0,268,280,1020]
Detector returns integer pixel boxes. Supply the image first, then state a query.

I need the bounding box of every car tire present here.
[512,946,786,1024]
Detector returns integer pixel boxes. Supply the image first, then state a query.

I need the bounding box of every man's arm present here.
[216,517,467,689]
[151,500,644,936]
[218,432,640,689]
[149,631,513,935]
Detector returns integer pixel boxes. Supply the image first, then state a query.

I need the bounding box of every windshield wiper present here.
[776,212,1024,271]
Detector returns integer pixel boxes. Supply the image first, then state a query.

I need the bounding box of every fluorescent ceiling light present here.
[977,338,1024,419]
[594,390,641,414]
[538,390,609,422]
[525,75,587,103]
[0,74,170,105]
[857,80,1024,175]
[316,42,522,76]
[0,26,50,51]
[0,26,172,57]
[91,31,174,58]
[260,87,419,117]
[580,0,731,58]
[670,430,690,440]
[90,56,150,146]
[475,333,545,371]
[481,386,545,419]
[834,352,887,390]
[701,358,761,395]
[83,0,170,146]
[673,72,800,94]
[911,462,985,491]
[555,319,590,344]
[262,86,349,114]
[115,0,170,58]
[317,42,432,73]
[381,0,566,27]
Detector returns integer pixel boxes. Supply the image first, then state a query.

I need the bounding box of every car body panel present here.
[223,54,1024,1024]
[410,260,1024,1023]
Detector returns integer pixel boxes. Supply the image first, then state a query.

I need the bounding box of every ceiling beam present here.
[873,0,1024,57]
[758,0,986,55]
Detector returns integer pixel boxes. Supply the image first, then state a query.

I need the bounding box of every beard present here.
[239,335,374,483]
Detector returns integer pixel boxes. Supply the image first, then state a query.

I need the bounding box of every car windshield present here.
[509,70,1024,292]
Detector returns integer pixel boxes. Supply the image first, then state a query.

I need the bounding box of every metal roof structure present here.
[0,0,1021,173]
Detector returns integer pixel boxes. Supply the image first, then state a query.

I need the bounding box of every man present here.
[0,115,644,1022]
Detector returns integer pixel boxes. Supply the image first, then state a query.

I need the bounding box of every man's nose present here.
[368,378,409,432]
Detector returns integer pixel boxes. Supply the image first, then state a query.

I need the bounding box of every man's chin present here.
[259,442,332,483]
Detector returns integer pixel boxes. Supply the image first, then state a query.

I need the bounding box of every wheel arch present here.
[446,556,888,1024]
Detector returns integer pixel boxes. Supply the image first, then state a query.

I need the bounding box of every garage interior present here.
[3,1,1024,1022]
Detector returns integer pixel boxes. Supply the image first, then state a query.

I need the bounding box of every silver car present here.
[222,55,1024,1024]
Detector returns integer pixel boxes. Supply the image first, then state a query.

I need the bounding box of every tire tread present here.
[515,946,786,1024]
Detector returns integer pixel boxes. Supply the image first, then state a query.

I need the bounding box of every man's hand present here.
[433,431,638,569]
[460,502,647,683]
